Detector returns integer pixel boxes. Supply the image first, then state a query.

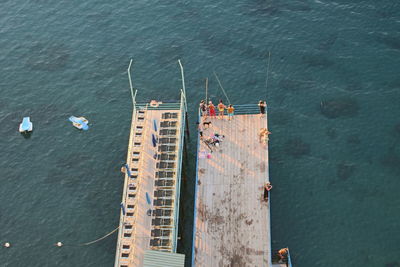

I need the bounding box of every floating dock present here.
[192,104,291,267]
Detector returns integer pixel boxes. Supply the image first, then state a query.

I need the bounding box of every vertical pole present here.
[178,59,187,111]
[127,59,137,107]
[205,77,208,102]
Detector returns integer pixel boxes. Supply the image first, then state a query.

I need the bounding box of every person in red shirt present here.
[208,101,216,117]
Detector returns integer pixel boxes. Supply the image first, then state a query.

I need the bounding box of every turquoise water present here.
[1,0,399,266]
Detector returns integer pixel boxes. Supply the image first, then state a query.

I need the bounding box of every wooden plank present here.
[195,114,271,267]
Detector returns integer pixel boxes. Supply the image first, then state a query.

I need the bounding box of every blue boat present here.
[69,116,89,130]
[19,117,33,133]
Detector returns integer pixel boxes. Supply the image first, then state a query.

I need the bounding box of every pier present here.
[192,105,274,267]
[114,60,187,267]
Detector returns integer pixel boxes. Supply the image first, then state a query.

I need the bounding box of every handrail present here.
[191,106,202,267]
[171,91,186,252]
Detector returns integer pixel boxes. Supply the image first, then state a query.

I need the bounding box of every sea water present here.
[0,0,399,266]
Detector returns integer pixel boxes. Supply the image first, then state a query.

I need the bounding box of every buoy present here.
[56,242,63,247]
[4,242,10,248]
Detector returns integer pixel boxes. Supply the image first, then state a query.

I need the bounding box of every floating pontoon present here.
[19,117,33,133]
[69,116,89,130]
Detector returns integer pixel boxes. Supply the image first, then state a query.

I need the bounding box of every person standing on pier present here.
[227,104,235,121]
[200,100,207,118]
[217,100,226,119]
[258,100,266,116]
[208,101,216,117]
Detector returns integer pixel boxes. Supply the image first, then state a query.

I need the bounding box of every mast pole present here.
[127,59,137,107]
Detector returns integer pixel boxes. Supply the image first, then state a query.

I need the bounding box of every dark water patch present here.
[394,123,400,136]
[302,53,335,68]
[376,34,400,50]
[320,97,359,119]
[197,29,233,53]
[385,261,400,267]
[346,134,361,145]
[385,77,400,89]
[317,33,338,51]
[337,161,355,181]
[326,127,338,140]
[381,145,400,173]
[25,42,70,71]
[284,137,311,158]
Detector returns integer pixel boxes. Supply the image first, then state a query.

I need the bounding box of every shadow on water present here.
[325,127,338,140]
[385,261,400,267]
[381,144,400,174]
[320,97,359,119]
[346,134,361,145]
[336,161,356,181]
[375,34,400,50]
[284,137,311,158]
[21,131,33,139]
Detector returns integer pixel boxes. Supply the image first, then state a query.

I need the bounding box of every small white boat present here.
[19,117,33,133]
[69,116,89,130]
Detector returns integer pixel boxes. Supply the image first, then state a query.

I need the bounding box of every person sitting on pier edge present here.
[258,100,266,116]
[199,100,207,118]
[217,100,226,119]
[196,121,203,139]
[227,104,235,121]
[278,247,289,264]
[263,182,272,202]
[259,128,271,144]
[208,101,216,117]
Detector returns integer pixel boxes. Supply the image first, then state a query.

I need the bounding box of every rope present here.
[78,225,120,246]
[265,51,271,100]
[213,71,231,104]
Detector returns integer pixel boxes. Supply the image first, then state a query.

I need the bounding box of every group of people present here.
[200,100,235,121]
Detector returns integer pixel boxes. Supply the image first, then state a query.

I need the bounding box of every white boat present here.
[19,117,33,133]
[69,116,89,130]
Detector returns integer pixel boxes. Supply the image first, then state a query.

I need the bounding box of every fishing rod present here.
[213,71,231,105]
[265,51,271,100]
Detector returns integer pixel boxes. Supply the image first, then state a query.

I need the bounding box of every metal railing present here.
[114,98,138,267]
[171,91,186,252]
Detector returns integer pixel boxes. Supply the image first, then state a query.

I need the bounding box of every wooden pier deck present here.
[114,102,186,267]
[193,112,271,267]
